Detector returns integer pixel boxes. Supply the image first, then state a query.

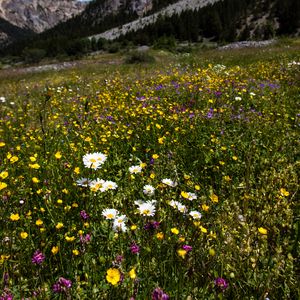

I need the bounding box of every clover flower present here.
[31,250,45,265]
[151,287,169,300]
[52,277,72,293]
[214,277,228,291]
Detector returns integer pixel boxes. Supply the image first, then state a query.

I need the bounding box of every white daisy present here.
[169,200,187,213]
[161,178,177,187]
[135,200,156,217]
[129,165,142,174]
[83,152,107,170]
[89,178,105,192]
[102,208,119,220]
[189,210,202,219]
[143,184,155,196]
[76,178,91,187]
[113,215,127,232]
[102,180,118,191]
[186,192,197,201]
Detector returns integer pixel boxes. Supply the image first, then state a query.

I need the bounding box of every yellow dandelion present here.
[32,177,39,183]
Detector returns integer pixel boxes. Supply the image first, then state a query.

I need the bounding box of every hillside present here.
[1,0,299,58]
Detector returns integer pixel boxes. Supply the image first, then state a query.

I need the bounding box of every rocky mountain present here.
[0,0,87,46]
[0,0,87,33]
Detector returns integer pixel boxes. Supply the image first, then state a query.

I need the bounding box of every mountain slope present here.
[0,0,86,33]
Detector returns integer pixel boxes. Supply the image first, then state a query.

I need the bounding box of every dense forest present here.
[1,0,299,60]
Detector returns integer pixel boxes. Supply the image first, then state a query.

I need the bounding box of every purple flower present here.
[182,245,192,252]
[52,277,72,294]
[144,221,160,231]
[151,287,169,300]
[31,250,45,265]
[80,233,91,244]
[58,277,72,289]
[80,210,90,220]
[130,243,140,254]
[214,277,228,291]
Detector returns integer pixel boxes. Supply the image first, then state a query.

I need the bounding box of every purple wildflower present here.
[130,243,140,254]
[144,221,160,231]
[31,250,45,265]
[151,287,169,300]
[80,210,90,220]
[52,277,72,294]
[80,233,91,244]
[182,245,193,252]
[214,277,228,291]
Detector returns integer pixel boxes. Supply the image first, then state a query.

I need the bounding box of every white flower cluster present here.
[76,177,117,192]
[134,200,156,217]
[169,200,202,220]
[83,152,107,170]
[102,208,127,232]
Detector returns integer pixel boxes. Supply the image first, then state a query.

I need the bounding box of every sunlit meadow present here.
[0,42,299,299]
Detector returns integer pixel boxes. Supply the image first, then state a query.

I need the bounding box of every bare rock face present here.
[0,0,87,33]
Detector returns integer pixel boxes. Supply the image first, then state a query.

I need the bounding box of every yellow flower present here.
[72,249,80,256]
[106,268,121,285]
[0,142,5,147]
[224,176,231,182]
[152,154,159,159]
[10,213,20,221]
[129,268,136,279]
[36,219,43,226]
[280,188,289,197]
[0,182,7,190]
[171,228,179,235]
[202,204,209,211]
[232,156,238,161]
[258,227,268,235]
[210,193,218,203]
[209,248,216,256]
[156,232,164,240]
[150,173,155,179]
[10,156,19,163]
[195,185,200,191]
[177,249,187,259]
[32,177,39,183]
[29,163,40,169]
[0,171,8,179]
[131,225,137,231]
[200,226,207,233]
[51,246,59,255]
[20,232,28,239]
[29,156,36,162]
[181,191,189,199]
[55,152,62,159]
[65,236,75,242]
[74,167,80,174]
[56,222,64,230]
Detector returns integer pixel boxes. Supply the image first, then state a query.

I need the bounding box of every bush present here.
[125,50,155,64]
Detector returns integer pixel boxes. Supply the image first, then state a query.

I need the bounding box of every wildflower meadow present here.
[0,41,299,299]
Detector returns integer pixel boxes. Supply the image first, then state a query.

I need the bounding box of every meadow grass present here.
[0,39,299,299]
